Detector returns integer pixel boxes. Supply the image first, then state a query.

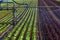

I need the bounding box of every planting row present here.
[2,8,37,40]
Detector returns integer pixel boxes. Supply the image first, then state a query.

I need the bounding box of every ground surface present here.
[37,0,60,40]
[0,0,60,40]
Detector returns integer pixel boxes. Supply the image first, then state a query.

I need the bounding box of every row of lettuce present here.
[0,7,37,40]
[2,8,37,40]
[0,0,38,40]
[0,8,25,36]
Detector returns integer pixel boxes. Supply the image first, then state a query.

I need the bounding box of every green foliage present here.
[0,0,38,40]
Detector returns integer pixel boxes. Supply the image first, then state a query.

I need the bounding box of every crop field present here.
[0,0,60,40]
[0,0,37,40]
